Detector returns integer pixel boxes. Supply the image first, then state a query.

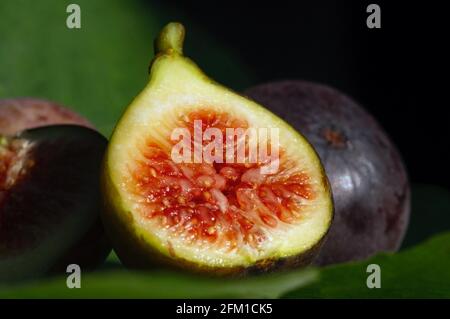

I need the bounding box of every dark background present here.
[159,0,448,188]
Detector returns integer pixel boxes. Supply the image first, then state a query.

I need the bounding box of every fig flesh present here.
[101,23,333,274]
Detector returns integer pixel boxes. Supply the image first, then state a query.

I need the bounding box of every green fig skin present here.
[101,23,333,275]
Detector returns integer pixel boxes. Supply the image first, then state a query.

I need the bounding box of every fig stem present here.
[154,22,185,55]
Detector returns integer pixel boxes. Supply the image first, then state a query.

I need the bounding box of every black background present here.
[159,0,448,188]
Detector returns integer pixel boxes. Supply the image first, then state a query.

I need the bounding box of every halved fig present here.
[0,125,110,282]
[101,23,333,274]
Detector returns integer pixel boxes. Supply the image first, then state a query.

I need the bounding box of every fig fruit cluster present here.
[0,23,409,282]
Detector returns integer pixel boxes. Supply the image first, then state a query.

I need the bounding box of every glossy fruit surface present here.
[0,98,93,135]
[0,125,110,282]
[102,23,333,274]
[245,81,410,265]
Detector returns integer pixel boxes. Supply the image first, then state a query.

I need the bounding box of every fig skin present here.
[0,124,110,283]
[101,23,334,275]
[49,218,111,275]
[0,98,109,279]
[245,81,410,265]
[102,167,329,276]
[0,98,93,135]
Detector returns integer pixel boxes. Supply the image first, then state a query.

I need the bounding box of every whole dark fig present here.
[245,81,410,265]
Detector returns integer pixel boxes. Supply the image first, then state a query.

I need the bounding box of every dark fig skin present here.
[245,81,410,265]
[0,99,108,277]
[0,98,93,135]
[0,125,111,282]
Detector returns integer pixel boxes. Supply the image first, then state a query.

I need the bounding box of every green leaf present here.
[0,0,254,137]
[0,268,317,299]
[283,232,450,298]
